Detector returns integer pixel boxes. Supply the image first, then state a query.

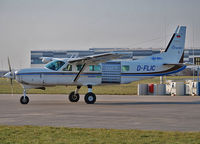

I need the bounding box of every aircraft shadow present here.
[96,101,200,105]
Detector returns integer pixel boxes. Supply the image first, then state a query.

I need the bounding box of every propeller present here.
[4,57,14,96]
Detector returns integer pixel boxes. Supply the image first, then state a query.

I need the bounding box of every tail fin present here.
[163,26,186,63]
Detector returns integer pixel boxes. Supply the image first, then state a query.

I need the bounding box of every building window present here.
[63,64,72,71]
[194,57,200,65]
[89,65,101,71]
[122,65,129,72]
[77,64,83,71]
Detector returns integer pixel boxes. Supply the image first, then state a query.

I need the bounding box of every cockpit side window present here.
[45,60,65,71]
[63,64,72,71]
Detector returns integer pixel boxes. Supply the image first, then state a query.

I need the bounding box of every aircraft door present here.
[102,62,121,83]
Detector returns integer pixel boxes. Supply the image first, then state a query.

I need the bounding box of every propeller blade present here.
[10,78,13,85]
[10,81,14,97]
[7,57,11,72]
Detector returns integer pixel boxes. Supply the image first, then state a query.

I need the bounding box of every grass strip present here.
[0,125,200,144]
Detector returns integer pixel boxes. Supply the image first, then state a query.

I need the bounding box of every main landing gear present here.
[68,85,96,104]
[20,89,29,104]
[68,86,81,102]
[19,85,96,105]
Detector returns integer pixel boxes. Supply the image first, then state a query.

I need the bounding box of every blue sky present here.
[0,0,200,69]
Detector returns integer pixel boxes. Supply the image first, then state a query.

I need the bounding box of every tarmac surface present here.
[1,94,200,131]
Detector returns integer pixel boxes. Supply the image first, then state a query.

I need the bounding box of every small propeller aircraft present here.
[4,26,186,104]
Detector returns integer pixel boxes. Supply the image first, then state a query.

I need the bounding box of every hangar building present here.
[31,47,200,68]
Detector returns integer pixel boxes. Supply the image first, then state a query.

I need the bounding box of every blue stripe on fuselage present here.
[121,65,186,76]
[16,65,186,77]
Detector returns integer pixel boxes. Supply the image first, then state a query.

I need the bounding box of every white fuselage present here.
[14,58,186,89]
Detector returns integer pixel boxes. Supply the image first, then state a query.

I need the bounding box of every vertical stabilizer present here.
[163,26,186,63]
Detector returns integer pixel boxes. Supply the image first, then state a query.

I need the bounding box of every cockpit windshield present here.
[45,60,65,71]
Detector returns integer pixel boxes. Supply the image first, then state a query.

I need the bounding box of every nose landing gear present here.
[20,89,29,104]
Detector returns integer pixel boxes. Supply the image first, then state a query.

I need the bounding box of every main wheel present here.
[69,91,80,102]
[84,92,96,104]
[20,96,29,104]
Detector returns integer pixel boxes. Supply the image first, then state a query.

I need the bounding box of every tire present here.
[20,96,29,104]
[69,91,80,102]
[84,92,96,104]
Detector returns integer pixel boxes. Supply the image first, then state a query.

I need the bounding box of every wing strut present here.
[73,63,86,82]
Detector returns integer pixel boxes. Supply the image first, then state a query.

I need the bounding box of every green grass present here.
[0,125,200,144]
[0,76,197,95]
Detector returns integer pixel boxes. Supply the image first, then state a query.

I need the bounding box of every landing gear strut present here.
[84,85,96,104]
[20,89,29,104]
[68,86,81,102]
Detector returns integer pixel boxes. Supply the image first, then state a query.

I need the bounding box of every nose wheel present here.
[20,89,29,104]
[20,96,29,104]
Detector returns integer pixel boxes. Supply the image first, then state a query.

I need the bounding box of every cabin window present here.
[45,60,65,71]
[89,65,101,71]
[194,57,200,65]
[122,65,129,72]
[63,64,72,71]
[76,64,83,71]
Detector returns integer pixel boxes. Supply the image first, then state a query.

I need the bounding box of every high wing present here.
[68,53,122,65]
[68,53,122,82]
